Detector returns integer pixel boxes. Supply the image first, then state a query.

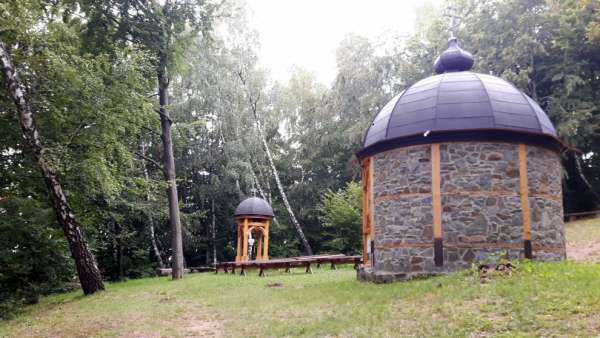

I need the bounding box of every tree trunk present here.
[148,211,165,269]
[251,165,284,231]
[253,114,313,255]
[0,41,104,294]
[157,52,184,280]
[574,154,600,201]
[250,167,267,201]
[111,220,119,280]
[116,221,124,280]
[140,143,165,269]
[205,238,210,266]
[235,178,245,199]
[211,198,217,266]
[529,54,539,101]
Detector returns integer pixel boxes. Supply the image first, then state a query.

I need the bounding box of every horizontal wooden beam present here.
[375,242,565,251]
[375,191,561,203]
[375,192,431,202]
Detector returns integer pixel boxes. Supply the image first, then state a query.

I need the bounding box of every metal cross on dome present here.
[443,5,462,39]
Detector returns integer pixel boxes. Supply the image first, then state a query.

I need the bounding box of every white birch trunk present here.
[211,198,217,266]
[140,143,165,269]
[253,116,313,255]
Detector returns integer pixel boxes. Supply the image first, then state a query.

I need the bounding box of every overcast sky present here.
[245,0,435,86]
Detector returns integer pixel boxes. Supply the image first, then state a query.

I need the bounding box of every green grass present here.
[2,221,600,337]
[1,262,600,337]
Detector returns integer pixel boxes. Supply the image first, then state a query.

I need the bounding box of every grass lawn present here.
[1,220,599,337]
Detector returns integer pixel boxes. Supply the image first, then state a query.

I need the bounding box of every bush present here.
[0,197,75,319]
[317,182,362,254]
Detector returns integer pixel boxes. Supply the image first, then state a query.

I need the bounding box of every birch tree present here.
[140,142,165,268]
[238,71,313,255]
[0,41,104,294]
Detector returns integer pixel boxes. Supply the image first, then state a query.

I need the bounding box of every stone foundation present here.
[360,141,565,282]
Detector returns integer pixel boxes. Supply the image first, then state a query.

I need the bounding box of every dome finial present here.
[433,37,474,74]
[434,5,473,74]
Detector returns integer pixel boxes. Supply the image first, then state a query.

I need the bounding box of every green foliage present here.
[1,0,158,312]
[0,197,75,319]
[318,182,362,254]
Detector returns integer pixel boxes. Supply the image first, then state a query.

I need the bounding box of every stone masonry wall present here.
[440,142,524,272]
[527,146,565,261]
[360,142,565,283]
[371,145,434,279]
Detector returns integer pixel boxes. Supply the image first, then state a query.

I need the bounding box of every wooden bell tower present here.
[235,217,271,262]
[233,197,275,262]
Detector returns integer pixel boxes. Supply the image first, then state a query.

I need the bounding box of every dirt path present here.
[567,241,600,262]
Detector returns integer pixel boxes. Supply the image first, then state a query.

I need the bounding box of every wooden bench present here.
[215,254,362,277]
[156,266,215,276]
[157,268,191,276]
[189,266,216,273]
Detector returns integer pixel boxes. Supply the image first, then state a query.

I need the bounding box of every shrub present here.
[0,197,75,319]
[317,182,362,254]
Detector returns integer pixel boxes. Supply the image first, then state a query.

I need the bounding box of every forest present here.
[1,0,599,318]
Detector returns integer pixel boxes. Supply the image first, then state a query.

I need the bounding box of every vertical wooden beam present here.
[235,221,242,262]
[518,143,533,259]
[361,158,369,265]
[264,219,270,260]
[361,157,372,266]
[431,144,443,266]
[256,230,263,261]
[242,218,249,261]
[369,158,374,241]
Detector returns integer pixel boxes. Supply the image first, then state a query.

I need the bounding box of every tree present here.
[1,0,159,302]
[318,182,362,254]
[238,70,314,255]
[78,0,218,279]
[0,41,104,294]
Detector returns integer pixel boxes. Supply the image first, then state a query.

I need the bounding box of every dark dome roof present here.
[234,197,274,218]
[358,39,563,159]
[434,37,474,74]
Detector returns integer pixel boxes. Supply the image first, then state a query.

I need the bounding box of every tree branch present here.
[142,125,161,136]
[155,108,173,123]
[135,151,166,175]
